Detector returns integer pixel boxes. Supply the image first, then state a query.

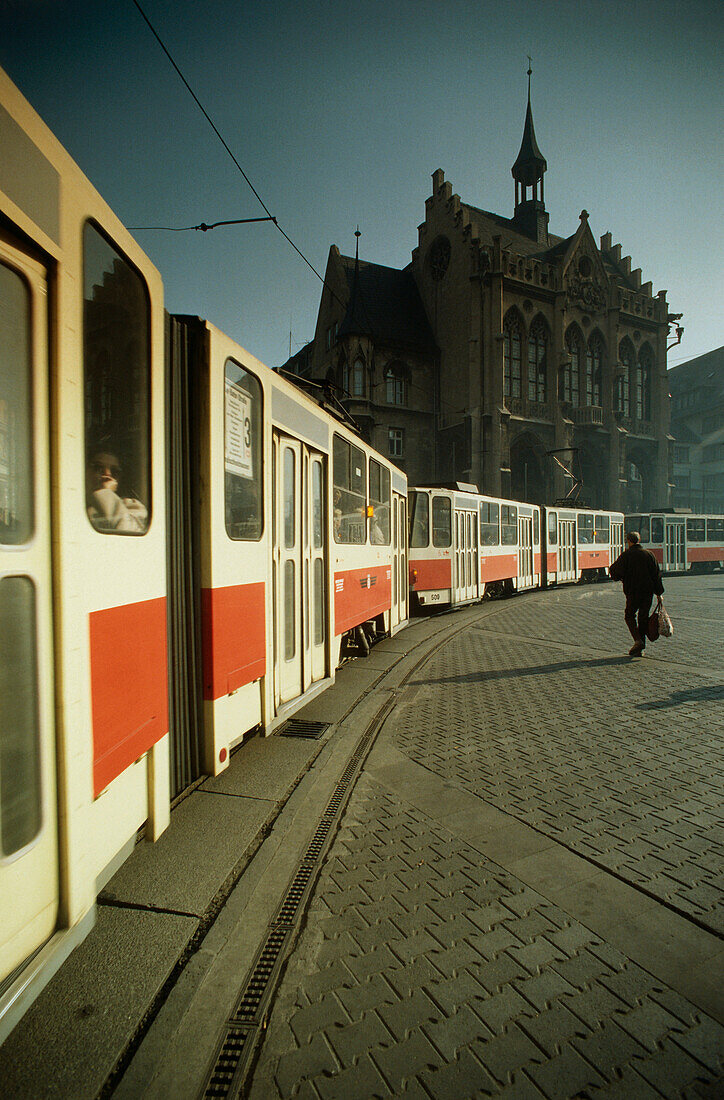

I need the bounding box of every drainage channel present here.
[200,694,397,1098]
[199,605,504,1098]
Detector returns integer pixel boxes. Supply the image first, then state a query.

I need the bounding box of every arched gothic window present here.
[351,357,365,398]
[636,345,653,421]
[503,312,522,401]
[562,328,581,406]
[617,340,633,417]
[528,319,547,404]
[586,334,604,406]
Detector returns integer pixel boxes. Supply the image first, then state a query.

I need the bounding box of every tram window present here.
[313,557,325,645]
[548,510,557,545]
[0,264,33,545]
[501,505,517,545]
[533,510,540,545]
[707,518,724,542]
[224,359,263,540]
[479,501,499,546]
[369,459,390,544]
[409,491,429,547]
[651,517,664,543]
[432,496,452,547]
[333,435,366,544]
[687,518,705,541]
[639,516,650,542]
[594,515,609,543]
[283,448,295,549]
[284,561,295,659]
[577,514,594,544]
[0,577,42,855]
[83,222,150,535]
[312,462,323,550]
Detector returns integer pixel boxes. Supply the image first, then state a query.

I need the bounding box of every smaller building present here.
[669,347,724,512]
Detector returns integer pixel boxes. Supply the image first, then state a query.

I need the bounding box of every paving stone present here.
[419,1048,498,1099]
[426,972,488,1017]
[326,1011,392,1069]
[635,1038,723,1097]
[615,999,688,1053]
[570,1016,648,1077]
[377,989,442,1041]
[372,1030,443,1089]
[336,973,398,1020]
[289,993,349,1046]
[423,1004,488,1062]
[274,1032,339,1096]
[473,1024,545,1085]
[516,1001,588,1056]
[672,1018,724,1074]
[525,1043,607,1096]
[315,1052,392,1100]
[384,955,445,998]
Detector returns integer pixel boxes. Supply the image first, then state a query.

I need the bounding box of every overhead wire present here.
[131,0,344,307]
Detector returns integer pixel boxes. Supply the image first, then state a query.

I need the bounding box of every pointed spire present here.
[512,59,547,187]
[511,59,549,243]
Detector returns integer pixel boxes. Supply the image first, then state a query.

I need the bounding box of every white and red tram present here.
[408,486,541,608]
[542,507,624,585]
[0,67,405,1040]
[626,512,724,573]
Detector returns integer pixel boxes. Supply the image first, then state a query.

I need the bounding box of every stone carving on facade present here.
[566,271,607,313]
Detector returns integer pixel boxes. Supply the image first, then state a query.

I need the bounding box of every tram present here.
[408,485,541,607]
[626,512,724,573]
[0,65,405,1041]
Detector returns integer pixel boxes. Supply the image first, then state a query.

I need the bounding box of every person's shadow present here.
[639,685,724,710]
[413,655,630,688]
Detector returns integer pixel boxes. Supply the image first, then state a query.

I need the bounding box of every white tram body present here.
[542,507,625,585]
[626,512,724,574]
[408,486,541,607]
[0,67,405,1040]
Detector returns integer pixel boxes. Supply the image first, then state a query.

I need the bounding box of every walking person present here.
[609,530,664,657]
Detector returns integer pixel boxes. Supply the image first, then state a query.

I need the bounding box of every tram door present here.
[454,508,476,604]
[273,433,326,708]
[611,520,624,563]
[558,518,576,581]
[0,244,59,986]
[518,515,534,588]
[665,519,686,572]
[391,492,407,631]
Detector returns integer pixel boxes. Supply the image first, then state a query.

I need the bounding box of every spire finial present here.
[354,225,361,261]
[527,55,532,102]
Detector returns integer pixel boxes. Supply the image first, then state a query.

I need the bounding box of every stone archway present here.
[624,446,657,513]
[510,433,546,505]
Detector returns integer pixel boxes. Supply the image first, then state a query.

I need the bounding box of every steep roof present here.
[461,202,565,256]
[667,346,724,397]
[512,98,547,185]
[337,254,437,353]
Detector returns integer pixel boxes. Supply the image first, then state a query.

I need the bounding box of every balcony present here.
[507,397,553,421]
[571,405,604,427]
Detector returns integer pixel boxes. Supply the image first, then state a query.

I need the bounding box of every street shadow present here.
[638,684,724,710]
[411,655,631,687]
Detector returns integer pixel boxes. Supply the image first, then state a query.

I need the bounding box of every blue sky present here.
[1,0,722,369]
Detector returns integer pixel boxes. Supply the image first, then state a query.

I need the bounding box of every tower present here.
[512,62,549,244]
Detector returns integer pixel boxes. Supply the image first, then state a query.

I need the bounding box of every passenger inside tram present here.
[86,449,148,534]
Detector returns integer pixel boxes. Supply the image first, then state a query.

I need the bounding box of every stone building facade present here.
[281,89,676,511]
[669,347,724,513]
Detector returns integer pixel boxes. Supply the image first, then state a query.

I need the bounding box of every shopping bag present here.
[658,602,673,638]
[646,610,659,642]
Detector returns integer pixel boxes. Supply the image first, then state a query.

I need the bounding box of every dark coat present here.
[610,543,664,602]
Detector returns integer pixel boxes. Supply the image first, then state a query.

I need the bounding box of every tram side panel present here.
[1,66,170,1041]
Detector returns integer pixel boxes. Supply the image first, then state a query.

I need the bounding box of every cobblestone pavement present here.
[393,576,724,935]
[248,576,724,1098]
[249,777,724,1098]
